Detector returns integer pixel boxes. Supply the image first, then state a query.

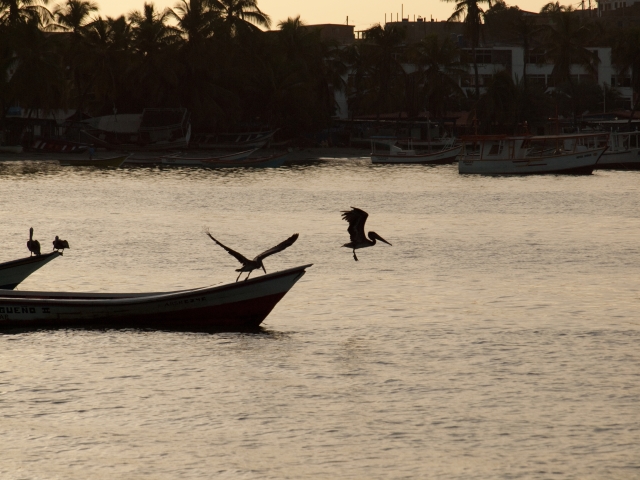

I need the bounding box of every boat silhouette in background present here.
[0,264,311,332]
[80,108,191,151]
[0,252,61,290]
[58,154,129,168]
[370,136,462,164]
[191,130,276,150]
[458,133,609,175]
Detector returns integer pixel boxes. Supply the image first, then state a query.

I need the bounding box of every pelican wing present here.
[205,231,251,266]
[255,233,299,262]
[341,207,368,243]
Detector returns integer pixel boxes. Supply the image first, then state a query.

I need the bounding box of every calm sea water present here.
[0,158,639,479]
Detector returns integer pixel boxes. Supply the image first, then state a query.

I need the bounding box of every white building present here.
[459,46,634,108]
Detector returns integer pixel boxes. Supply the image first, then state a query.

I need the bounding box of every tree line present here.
[1,0,639,139]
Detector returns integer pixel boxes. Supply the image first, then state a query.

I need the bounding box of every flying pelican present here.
[27,227,41,256]
[52,236,70,254]
[341,207,391,261]
[204,229,299,282]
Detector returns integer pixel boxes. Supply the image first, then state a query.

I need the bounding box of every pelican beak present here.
[375,233,392,246]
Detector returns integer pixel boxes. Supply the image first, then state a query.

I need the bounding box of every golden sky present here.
[98,0,557,30]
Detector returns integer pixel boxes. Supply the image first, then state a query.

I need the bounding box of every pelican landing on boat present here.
[204,229,299,281]
[341,207,391,261]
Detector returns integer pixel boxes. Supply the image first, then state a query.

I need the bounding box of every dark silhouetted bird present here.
[27,227,41,256]
[341,207,391,261]
[204,229,299,281]
[52,236,70,254]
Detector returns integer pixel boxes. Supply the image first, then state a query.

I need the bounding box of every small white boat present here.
[596,130,640,170]
[458,133,609,175]
[160,149,258,166]
[370,137,461,164]
[0,252,61,290]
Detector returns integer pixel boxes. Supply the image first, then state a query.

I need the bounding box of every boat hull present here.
[162,153,288,169]
[59,155,129,168]
[595,149,640,170]
[372,146,461,164]
[0,252,61,290]
[160,149,259,166]
[0,264,310,331]
[459,148,605,175]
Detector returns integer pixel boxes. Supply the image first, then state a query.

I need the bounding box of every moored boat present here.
[0,252,61,290]
[59,155,129,168]
[458,133,609,175]
[32,138,89,154]
[370,136,461,164]
[0,145,23,153]
[160,148,258,166]
[595,130,640,170]
[191,130,276,150]
[80,108,191,151]
[162,152,288,169]
[0,264,311,331]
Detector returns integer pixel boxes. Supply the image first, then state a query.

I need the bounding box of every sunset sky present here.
[99,0,556,30]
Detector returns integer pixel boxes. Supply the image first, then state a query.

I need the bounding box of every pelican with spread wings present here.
[341,207,391,261]
[204,229,299,281]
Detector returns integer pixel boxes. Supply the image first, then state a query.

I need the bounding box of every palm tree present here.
[54,0,98,120]
[484,4,544,93]
[408,34,466,118]
[359,24,406,120]
[612,27,640,125]
[212,0,270,37]
[442,0,491,99]
[0,0,53,27]
[540,4,598,89]
[6,17,66,116]
[54,0,96,35]
[128,3,181,108]
[168,0,219,48]
[83,15,134,114]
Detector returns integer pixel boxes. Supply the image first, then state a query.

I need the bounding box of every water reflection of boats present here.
[59,155,129,168]
[458,133,608,175]
[162,152,288,168]
[596,130,640,170]
[191,130,276,150]
[0,264,311,332]
[80,108,191,151]
[370,136,461,164]
[0,252,60,290]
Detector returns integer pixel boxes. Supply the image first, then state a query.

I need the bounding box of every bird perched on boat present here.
[204,228,299,282]
[341,207,391,261]
[52,236,70,254]
[27,227,41,256]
